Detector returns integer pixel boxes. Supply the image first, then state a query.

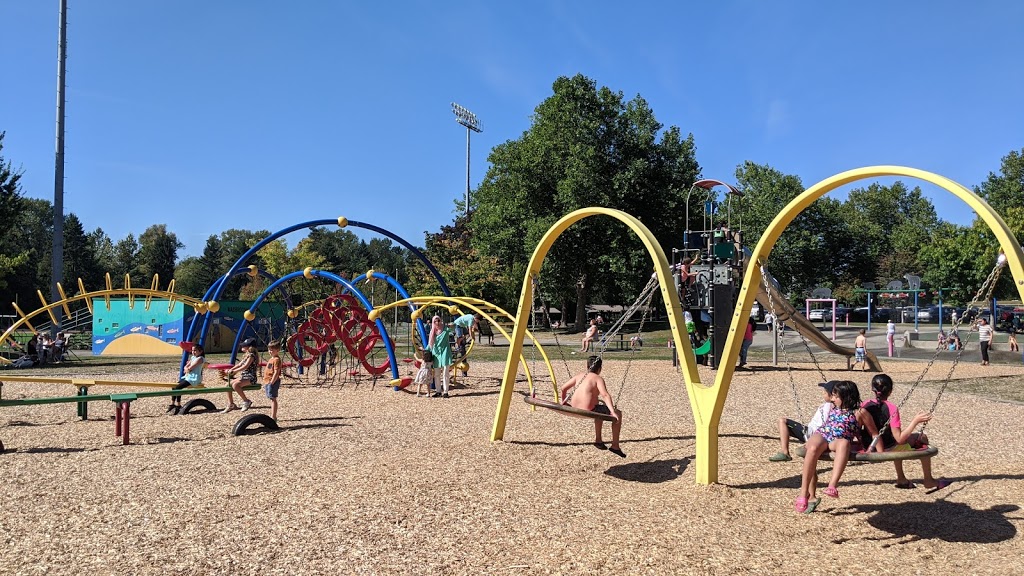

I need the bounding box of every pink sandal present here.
[823,486,839,498]
[794,496,808,512]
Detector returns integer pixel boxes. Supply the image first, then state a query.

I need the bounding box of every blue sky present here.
[2,1,1022,259]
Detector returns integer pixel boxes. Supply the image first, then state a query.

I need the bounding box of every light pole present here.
[450,103,482,219]
[51,0,68,335]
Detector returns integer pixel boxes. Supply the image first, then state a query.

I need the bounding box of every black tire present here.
[232,413,280,436]
[179,398,218,415]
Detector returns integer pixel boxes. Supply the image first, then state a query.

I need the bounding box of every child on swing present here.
[795,380,881,513]
[861,373,951,491]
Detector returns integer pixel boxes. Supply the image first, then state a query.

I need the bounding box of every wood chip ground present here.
[1,358,1022,575]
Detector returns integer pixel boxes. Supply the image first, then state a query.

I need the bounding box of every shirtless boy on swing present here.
[559,356,625,457]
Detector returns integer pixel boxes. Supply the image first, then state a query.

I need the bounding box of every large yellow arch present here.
[491,208,725,481]
[492,168,1024,486]
[714,166,1024,482]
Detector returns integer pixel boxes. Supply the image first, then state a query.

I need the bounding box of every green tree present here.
[471,74,701,328]
[414,220,503,302]
[843,181,938,290]
[138,224,182,287]
[976,148,1024,215]
[0,132,29,301]
[89,228,116,275]
[111,234,140,282]
[62,214,102,289]
[918,221,989,304]
[734,162,853,300]
[172,256,207,298]
[214,229,268,299]
[195,235,226,295]
[305,227,367,278]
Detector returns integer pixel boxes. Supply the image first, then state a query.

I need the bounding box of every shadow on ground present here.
[832,500,1021,545]
[605,457,691,483]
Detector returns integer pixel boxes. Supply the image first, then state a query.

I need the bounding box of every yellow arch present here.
[491,169,1024,486]
[713,166,1024,484]
[1,280,208,364]
[369,295,556,396]
[490,208,718,474]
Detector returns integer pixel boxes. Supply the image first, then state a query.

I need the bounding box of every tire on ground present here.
[232,413,280,436]
[179,398,218,415]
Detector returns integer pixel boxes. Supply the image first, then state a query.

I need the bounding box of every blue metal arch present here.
[180,267,291,376]
[194,218,450,356]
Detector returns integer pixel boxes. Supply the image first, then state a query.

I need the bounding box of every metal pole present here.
[450,103,481,219]
[51,0,68,335]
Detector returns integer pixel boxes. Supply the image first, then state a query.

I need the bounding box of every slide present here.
[750,258,882,372]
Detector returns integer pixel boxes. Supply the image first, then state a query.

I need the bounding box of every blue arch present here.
[237,269,400,381]
[351,271,429,349]
[179,267,291,376]
[195,219,450,356]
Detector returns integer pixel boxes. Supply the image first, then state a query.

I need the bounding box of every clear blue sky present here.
[2,1,1022,259]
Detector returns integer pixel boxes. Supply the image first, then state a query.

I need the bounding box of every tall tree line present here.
[2,82,1022,323]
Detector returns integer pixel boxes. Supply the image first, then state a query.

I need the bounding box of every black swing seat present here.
[795,444,938,462]
[523,395,617,423]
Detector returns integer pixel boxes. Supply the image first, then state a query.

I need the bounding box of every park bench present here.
[0,376,257,447]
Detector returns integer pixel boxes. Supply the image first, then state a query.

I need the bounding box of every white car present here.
[807,309,826,321]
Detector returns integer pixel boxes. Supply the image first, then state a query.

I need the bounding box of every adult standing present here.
[428,315,454,397]
[977,317,993,366]
[886,318,896,357]
[738,317,755,368]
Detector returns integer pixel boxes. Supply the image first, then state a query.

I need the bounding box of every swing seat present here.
[523,395,617,423]
[794,444,939,462]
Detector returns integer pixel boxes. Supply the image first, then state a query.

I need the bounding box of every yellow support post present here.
[167,279,178,313]
[12,302,37,333]
[78,278,92,314]
[145,275,159,310]
[56,282,72,318]
[37,290,58,325]
[104,273,112,310]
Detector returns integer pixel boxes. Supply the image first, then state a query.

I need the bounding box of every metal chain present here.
[760,262,804,424]
[531,275,574,381]
[598,275,659,358]
[615,276,658,405]
[878,256,1005,438]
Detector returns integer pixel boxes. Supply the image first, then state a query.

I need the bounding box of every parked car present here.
[807,309,826,321]
[749,301,765,322]
[820,307,851,321]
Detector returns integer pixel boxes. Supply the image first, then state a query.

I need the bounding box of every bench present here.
[477,323,494,345]
[0,382,256,446]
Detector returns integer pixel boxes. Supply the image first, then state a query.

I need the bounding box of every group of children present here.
[165,338,284,420]
[770,374,951,513]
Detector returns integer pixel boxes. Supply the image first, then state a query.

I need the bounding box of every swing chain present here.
[881,256,1005,438]
[598,274,659,357]
[760,262,804,424]
[531,275,574,381]
[614,276,658,405]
